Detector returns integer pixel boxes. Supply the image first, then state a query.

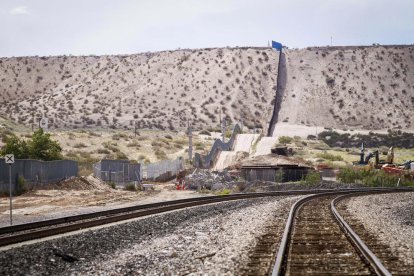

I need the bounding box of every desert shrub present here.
[164,134,173,140]
[88,131,101,137]
[215,188,231,195]
[15,175,27,195]
[73,143,87,148]
[97,148,110,154]
[126,141,140,148]
[107,182,116,189]
[112,133,127,140]
[155,148,167,160]
[316,151,343,161]
[194,141,204,150]
[279,136,293,144]
[103,142,119,152]
[116,152,128,160]
[318,130,414,148]
[325,76,335,86]
[124,183,136,191]
[337,167,413,186]
[303,171,321,184]
[199,130,211,136]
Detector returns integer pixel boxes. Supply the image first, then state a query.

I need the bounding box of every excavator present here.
[352,143,380,168]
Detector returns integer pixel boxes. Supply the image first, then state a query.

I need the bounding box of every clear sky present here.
[1,0,413,57]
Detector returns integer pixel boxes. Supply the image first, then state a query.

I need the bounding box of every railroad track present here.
[0,189,374,248]
[269,189,414,276]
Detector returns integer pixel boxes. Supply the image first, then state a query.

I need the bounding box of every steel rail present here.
[1,188,413,248]
[0,188,388,236]
[331,194,392,276]
[0,189,351,247]
[271,188,414,276]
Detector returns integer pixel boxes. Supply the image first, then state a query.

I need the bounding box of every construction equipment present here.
[386,147,394,164]
[351,144,413,180]
[352,143,380,168]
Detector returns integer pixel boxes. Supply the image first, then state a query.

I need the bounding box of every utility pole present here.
[134,121,138,137]
[331,36,333,46]
[188,119,192,161]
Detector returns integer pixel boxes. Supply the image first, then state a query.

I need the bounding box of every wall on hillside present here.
[0,47,279,131]
[275,45,414,132]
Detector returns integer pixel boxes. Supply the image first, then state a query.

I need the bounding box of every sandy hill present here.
[0,47,279,131]
[1,45,413,134]
[275,45,414,133]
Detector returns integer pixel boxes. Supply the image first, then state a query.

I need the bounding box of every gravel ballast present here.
[0,196,300,275]
[346,192,414,266]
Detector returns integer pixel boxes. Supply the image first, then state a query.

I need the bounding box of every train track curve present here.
[0,189,376,248]
[270,189,413,276]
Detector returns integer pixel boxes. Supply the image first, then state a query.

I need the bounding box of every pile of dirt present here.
[38,176,112,191]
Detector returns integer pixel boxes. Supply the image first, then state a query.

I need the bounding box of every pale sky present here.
[1,0,413,57]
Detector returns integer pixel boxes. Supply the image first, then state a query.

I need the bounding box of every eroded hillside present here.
[0,48,278,131]
[276,45,414,133]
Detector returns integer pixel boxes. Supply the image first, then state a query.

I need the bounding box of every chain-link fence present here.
[93,159,140,185]
[141,157,184,182]
[0,159,78,192]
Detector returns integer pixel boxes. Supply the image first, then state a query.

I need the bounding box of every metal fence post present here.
[9,164,12,225]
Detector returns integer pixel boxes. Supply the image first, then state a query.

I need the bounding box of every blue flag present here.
[272,40,282,50]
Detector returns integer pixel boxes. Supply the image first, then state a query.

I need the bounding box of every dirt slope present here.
[0,47,279,131]
[276,45,414,132]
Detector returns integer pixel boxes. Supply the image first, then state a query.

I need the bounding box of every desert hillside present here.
[0,48,278,131]
[1,45,413,134]
[275,45,414,133]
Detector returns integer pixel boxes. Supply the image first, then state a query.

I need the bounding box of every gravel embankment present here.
[0,196,300,275]
[0,190,205,227]
[346,192,414,266]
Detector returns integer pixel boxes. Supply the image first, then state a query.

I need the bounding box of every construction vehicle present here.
[352,143,380,168]
[352,144,413,180]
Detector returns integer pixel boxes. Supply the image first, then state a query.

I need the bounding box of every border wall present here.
[141,157,184,182]
[93,159,140,185]
[193,123,242,169]
[267,49,284,136]
[0,159,78,192]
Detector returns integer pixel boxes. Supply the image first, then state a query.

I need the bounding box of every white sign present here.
[40,117,48,130]
[5,154,14,164]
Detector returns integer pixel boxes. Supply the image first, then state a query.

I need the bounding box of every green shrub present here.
[116,152,128,160]
[15,175,27,195]
[316,151,343,161]
[107,182,116,189]
[279,136,293,144]
[0,129,61,160]
[124,183,136,191]
[303,171,321,184]
[337,167,414,186]
[215,188,231,195]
